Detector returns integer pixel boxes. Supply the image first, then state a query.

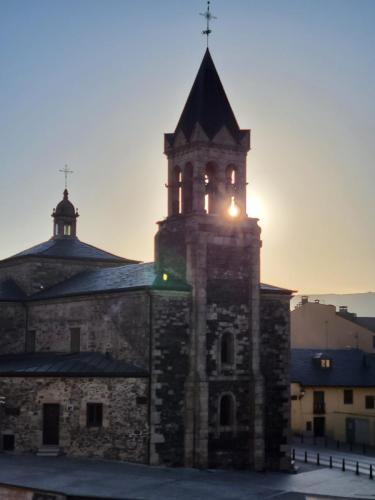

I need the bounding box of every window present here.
[344,389,353,405]
[373,336,375,349]
[86,403,103,427]
[25,330,36,353]
[182,163,193,214]
[320,358,331,369]
[306,421,312,432]
[220,333,234,366]
[64,224,71,236]
[219,394,235,427]
[365,396,374,409]
[70,328,80,353]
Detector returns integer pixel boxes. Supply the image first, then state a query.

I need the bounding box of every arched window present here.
[220,394,235,426]
[205,163,218,214]
[172,166,182,215]
[226,165,240,217]
[183,163,193,214]
[221,333,234,366]
[226,165,236,189]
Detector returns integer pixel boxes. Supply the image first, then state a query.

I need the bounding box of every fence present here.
[292,448,375,480]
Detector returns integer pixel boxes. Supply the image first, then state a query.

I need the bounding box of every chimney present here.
[301,296,308,305]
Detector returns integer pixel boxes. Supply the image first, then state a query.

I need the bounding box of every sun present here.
[228,197,240,217]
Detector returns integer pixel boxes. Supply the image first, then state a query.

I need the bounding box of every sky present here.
[0,0,374,294]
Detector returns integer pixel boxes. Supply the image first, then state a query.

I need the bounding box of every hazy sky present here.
[1,0,374,294]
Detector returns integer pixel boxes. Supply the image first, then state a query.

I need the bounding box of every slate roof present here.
[173,49,245,143]
[0,280,26,301]
[4,237,135,263]
[260,283,295,295]
[291,348,375,387]
[355,317,375,333]
[30,262,190,300]
[0,352,148,377]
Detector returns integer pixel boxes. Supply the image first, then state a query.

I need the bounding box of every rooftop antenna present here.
[200,1,217,48]
[59,164,74,190]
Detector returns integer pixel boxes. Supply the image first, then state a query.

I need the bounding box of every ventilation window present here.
[219,394,235,427]
[64,224,71,236]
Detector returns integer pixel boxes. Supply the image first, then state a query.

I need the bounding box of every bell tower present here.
[154,49,266,470]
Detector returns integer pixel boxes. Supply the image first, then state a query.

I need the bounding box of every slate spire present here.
[174,49,241,143]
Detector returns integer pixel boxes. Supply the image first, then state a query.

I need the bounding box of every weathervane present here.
[59,164,73,190]
[200,1,217,48]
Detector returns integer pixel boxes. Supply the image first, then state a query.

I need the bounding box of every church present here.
[0,48,292,471]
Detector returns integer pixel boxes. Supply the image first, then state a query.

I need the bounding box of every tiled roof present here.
[0,352,148,377]
[4,237,135,263]
[291,348,375,387]
[0,280,26,301]
[31,262,190,300]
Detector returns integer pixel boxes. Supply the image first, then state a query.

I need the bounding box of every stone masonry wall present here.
[0,302,26,353]
[149,291,190,466]
[23,291,150,367]
[260,292,291,471]
[206,243,253,468]
[0,376,149,462]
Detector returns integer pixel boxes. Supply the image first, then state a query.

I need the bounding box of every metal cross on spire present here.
[59,164,74,190]
[200,1,217,48]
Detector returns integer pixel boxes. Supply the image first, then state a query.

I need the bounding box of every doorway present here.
[313,416,325,437]
[42,404,60,445]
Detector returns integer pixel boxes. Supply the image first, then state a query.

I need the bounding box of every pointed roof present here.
[174,49,241,142]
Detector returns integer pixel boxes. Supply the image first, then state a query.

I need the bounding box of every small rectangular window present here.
[64,225,71,236]
[86,403,103,428]
[306,421,312,432]
[25,330,36,353]
[344,389,353,405]
[365,395,374,409]
[70,328,80,353]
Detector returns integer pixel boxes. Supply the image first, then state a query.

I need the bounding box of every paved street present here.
[0,453,375,499]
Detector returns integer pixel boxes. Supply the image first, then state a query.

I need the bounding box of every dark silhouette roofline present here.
[173,49,243,142]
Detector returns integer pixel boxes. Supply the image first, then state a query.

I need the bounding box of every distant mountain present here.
[290,293,375,316]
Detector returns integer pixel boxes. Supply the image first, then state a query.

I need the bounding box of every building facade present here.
[291,349,375,446]
[0,50,292,470]
[292,297,375,352]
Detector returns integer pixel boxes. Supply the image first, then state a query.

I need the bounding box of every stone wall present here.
[0,291,151,366]
[0,302,26,353]
[0,376,149,462]
[206,243,253,468]
[149,290,190,466]
[260,292,291,471]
